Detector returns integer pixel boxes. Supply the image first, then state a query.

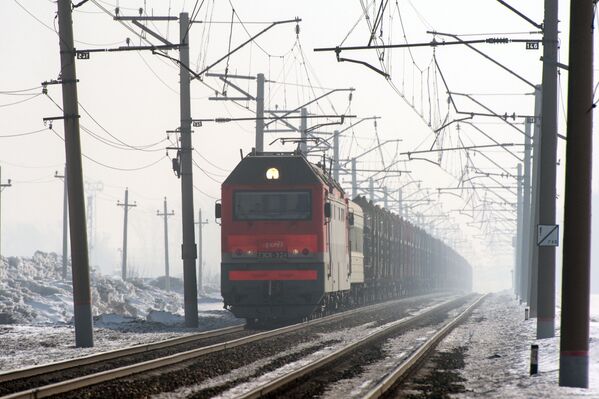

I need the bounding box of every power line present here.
[13,0,56,32]
[78,102,168,151]
[193,148,229,172]
[193,184,219,200]
[192,159,224,182]
[50,128,167,171]
[0,93,42,108]
[0,127,49,138]
[0,85,42,94]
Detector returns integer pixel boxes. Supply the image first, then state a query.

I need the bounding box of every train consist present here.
[216,151,472,323]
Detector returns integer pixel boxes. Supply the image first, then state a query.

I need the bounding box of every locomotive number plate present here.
[257,251,288,258]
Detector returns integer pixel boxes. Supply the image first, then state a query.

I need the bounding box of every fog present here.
[1,0,598,294]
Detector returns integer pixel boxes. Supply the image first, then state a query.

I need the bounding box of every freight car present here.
[216,150,471,324]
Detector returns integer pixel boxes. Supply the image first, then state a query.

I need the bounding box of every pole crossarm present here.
[193,114,355,124]
[437,185,517,190]
[340,139,402,167]
[264,88,354,128]
[319,116,380,145]
[114,16,178,21]
[75,43,180,55]
[450,92,530,137]
[344,168,411,173]
[428,31,537,89]
[314,37,542,53]
[463,123,524,162]
[208,74,255,101]
[402,143,519,157]
[196,18,301,77]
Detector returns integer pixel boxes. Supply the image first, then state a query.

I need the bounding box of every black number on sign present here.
[77,52,90,60]
[526,42,539,50]
[192,121,202,127]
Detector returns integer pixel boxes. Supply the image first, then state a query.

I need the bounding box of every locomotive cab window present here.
[234,190,311,220]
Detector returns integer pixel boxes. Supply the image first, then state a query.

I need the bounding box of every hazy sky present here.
[1,0,596,292]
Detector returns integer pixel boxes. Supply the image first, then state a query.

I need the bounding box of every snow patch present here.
[147,310,185,326]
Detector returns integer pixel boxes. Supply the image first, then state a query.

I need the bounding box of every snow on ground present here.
[441,292,599,398]
[2,253,597,398]
[0,252,242,371]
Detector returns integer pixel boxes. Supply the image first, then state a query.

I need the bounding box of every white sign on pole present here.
[537,224,559,246]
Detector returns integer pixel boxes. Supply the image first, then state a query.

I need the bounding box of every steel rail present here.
[234,294,480,399]
[1,293,450,399]
[0,324,245,384]
[363,294,488,398]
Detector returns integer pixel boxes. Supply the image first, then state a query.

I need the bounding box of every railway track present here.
[0,293,449,399]
[363,295,486,399]
[0,324,249,397]
[231,294,486,399]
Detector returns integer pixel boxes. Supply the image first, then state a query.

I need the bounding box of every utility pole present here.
[117,188,136,281]
[537,0,559,339]
[351,158,357,199]
[384,186,389,209]
[519,121,532,302]
[196,209,209,294]
[559,0,593,387]
[398,189,403,217]
[255,73,265,152]
[56,0,93,348]
[179,12,199,328]
[515,163,523,298]
[0,167,12,262]
[300,107,308,154]
[369,178,374,202]
[85,181,103,267]
[157,197,174,291]
[54,166,68,280]
[333,130,340,182]
[528,86,542,315]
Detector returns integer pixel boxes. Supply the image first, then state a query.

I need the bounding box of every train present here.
[216,150,472,324]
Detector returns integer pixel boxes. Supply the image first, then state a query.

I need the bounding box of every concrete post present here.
[369,178,374,202]
[351,158,357,199]
[179,12,199,327]
[157,197,174,291]
[55,166,69,280]
[399,189,403,217]
[255,73,265,152]
[333,130,340,182]
[56,0,93,347]
[300,108,308,154]
[528,86,542,316]
[117,188,136,280]
[515,163,523,298]
[559,0,593,386]
[520,121,532,302]
[384,186,389,209]
[537,0,559,339]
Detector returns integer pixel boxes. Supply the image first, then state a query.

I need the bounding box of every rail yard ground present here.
[394,292,599,399]
[1,292,598,398]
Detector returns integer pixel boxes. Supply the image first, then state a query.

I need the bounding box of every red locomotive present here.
[216,150,471,324]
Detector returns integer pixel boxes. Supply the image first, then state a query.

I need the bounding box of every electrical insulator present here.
[348,92,353,102]
[295,23,300,36]
[139,7,143,16]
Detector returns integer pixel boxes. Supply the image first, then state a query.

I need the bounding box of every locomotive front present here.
[218,152,329,323]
